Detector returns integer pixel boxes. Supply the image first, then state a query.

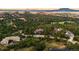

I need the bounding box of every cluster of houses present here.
[0,28,43,46]
[0,12,77,46]
[54,28,77,44]
[0,12,26,22]
[0,27,77,46]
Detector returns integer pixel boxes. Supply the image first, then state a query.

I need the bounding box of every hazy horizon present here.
[0,8,79,10]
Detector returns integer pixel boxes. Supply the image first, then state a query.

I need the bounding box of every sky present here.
[0,0,79,9]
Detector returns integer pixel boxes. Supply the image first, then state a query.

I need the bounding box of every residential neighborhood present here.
[0,9,78,51]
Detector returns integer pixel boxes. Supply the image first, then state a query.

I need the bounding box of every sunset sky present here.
[0,0,79,9]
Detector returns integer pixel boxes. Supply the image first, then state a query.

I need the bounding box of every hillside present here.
[0,12,79,51]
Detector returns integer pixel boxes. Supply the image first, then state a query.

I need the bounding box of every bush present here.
[67,43,79,51]
[34,41,46,51]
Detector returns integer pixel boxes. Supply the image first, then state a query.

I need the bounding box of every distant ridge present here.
[0,8,79,12]
[59,8,73,10]
[29,8,79,12]
[57,8,79,11]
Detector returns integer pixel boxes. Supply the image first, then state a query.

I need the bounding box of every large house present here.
[0,36,20,46]
[34,28,44,34]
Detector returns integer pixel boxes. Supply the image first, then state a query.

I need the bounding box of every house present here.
[34,28,44,34]
[0,36,20,45]
[65,31,75,44]
[54,28,63,33]
[19,18,27,22]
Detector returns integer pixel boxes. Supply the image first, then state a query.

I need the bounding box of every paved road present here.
[24,35,55,39]
[23,34,78,44]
